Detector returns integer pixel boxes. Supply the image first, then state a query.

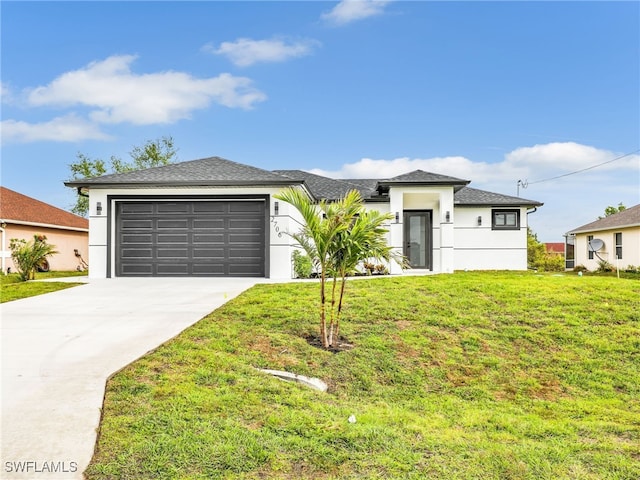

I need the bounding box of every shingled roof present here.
[64,156,542,208]
[567,204,640,234]
[378,169,470,188]
[454,186,543,207]
[274,170,378,201]
[0,187,88,231]
[65,157,301,188]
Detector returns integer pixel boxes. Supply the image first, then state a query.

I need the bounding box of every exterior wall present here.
[386,186,455,274]
[86,185,536,278]
[453,206,530,270]
[88,186,297,279]
[1,223,89,273]
[572,226,640,271]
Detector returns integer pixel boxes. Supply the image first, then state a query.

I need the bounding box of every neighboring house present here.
[544,243,565,256]
[566,204,640,270]
[0,187,89,273]
[65,156,542,279]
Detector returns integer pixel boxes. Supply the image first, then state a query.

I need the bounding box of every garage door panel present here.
[116,200,266,277]
[157,248,189,258]
[193,248,225,258]
[120,264,154,275]
[121,204,154,214]
[157,203,190,214]
[192,263,226,275]
[229,202,263,214]
[193,234,225,244]
[193,219,225,229]
[193,202,226,213]
[121,219,153,230]
[157,219,189,229]
[156,264,190,275]
[157,234,189,244]
[121,248,153,258]
[122,234,153,244]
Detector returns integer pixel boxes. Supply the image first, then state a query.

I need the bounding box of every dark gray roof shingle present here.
[65,156,299,187]
[454,186,543,207]
[274,170,378,201]
[381,169,470,185]
[567,204,640,234]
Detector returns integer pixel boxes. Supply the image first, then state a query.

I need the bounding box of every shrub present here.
[536,253,565,272]
[292,250,313,279]
[596,259,614,273]
[574,264,589,273]
[9,235,58,281]
[624,265,639,274]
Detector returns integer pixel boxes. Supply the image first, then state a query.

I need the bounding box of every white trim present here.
[1,219,88,232]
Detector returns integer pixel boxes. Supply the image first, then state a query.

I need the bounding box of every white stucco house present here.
[566,204,640,271]
[65,156,543,279]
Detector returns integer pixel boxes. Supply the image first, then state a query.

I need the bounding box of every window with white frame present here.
[492,209,520,230]
[615,232,622,260]
[587,235,594,260]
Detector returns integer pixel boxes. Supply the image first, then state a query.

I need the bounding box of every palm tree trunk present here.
[335,275,347,343]
[320,270,329,348]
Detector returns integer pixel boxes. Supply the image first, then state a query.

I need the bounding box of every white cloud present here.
[26,55,267,125]
[321,0,391,26]
[311,143,639,183]
[1,114,111,144]
[206,37,320,67]
[309,143,640,242]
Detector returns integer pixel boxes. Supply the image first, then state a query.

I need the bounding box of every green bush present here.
[9,235,58,281]
[574,264,589,273]
[597,259,614,273]
[536,253,565,272]
[292,250,313,278]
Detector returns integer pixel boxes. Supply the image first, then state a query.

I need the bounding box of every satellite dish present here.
[588,238,604,251]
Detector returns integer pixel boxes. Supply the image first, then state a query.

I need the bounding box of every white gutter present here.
[0,219,89,233]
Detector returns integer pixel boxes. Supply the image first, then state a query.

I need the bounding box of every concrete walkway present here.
[1,277,261,479]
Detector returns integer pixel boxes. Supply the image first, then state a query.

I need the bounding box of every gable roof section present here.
[454,186,543,207]
[0,186,88,231]
[64,156,542,208]
[274,170,379,201]
[65,156,302,188]
[567,204,640,234]
[377,169,470,191]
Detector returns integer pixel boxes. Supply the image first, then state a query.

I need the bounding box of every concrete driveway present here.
[1,277,261,479]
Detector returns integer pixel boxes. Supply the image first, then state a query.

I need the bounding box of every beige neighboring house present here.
[0,186,89,273]
[566,204,640,270]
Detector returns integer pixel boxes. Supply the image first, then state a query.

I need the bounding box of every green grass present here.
[86,272,640,479]
[0,271,85,303]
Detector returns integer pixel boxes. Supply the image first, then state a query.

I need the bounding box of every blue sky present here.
[2,0,639,242]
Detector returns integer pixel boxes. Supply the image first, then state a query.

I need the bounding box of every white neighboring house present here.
[566,204,640,271]
[65,156,543,279]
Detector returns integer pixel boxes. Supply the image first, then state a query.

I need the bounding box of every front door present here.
[404,210,432,270]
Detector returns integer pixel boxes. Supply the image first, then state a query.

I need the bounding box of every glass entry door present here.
[403,211,432,270]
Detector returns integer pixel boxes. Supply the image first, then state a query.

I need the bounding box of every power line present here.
[518,148,640,192]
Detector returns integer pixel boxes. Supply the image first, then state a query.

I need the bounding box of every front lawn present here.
[87,272,639,480]
[0,271,86,303]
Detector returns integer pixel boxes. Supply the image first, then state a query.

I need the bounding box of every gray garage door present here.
[116,200,266,277]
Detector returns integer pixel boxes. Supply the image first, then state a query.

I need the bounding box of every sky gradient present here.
[2,1,639,242]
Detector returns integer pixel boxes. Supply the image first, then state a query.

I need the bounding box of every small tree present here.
[275,187,405,349]
[599,203,626,219]
[68,136,177,216]
[9,235,58,281]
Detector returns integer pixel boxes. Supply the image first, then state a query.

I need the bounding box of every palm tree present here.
[275,187,405,349]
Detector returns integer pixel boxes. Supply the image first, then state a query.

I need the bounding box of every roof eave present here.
[64,180,304,188]
[454,201,544,207]
[567,223,640,235]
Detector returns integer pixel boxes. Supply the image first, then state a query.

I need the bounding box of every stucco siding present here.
[572,226,640,271]
[2,224,88,272]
